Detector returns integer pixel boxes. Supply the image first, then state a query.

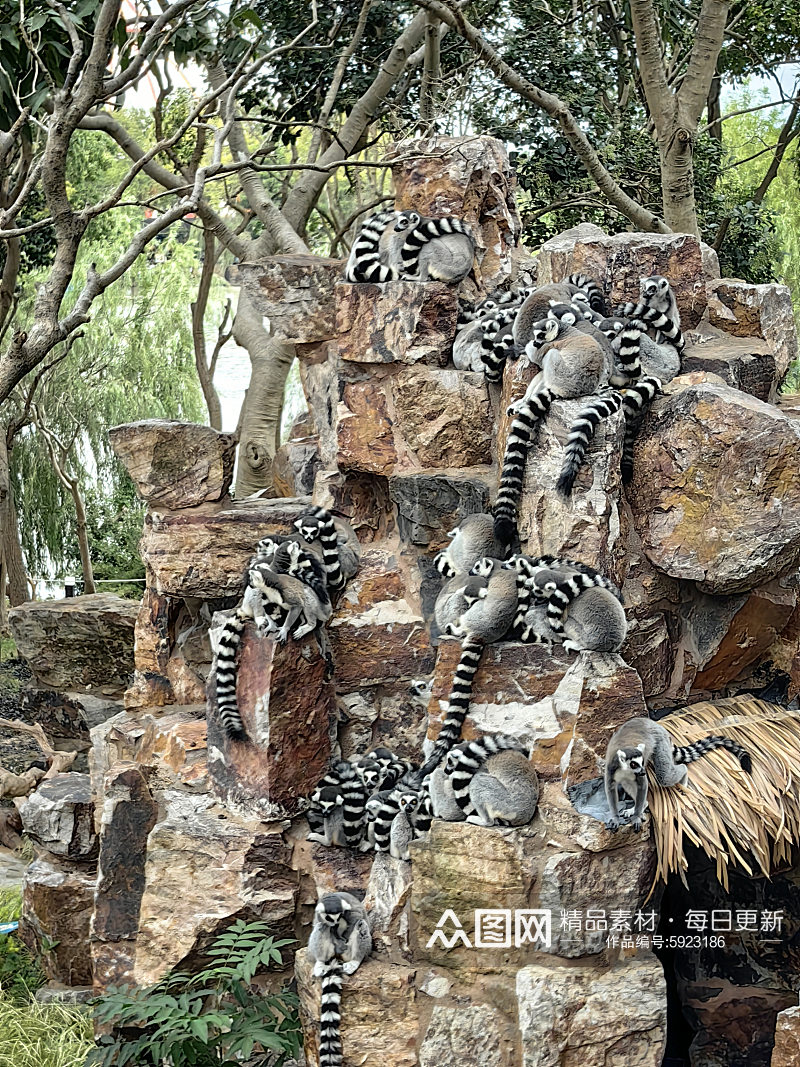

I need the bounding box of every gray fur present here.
[427,760,467,821]
[553,585,627,653]
[466,750,540,827]
[512,283,588,353]
[396,211,475,283]
[434,513,507,577]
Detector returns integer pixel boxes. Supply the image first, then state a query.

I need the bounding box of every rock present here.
[335,366,493,475]
[239,255,344,343]
[536,226,707,328]
[108,421,236,507]
[9,594,138,696]
[419,1004,513,1067]
[501,396,627,583]
[515,955,667,1066]
[299,349,339,470]
[337,377,399,475]
[410,820,540,976]
[772,1004,800,1066]
[34,983,94,1005]
[630,379,800,594]
[337,280,457,366]
[364,852,415,954]
[295,949,419,1067]
[682,324,777,402]
[707,279,797,380]
[133,793,297,985]
[92,762,158,991]
[537,841,656,957]
[272,434,321,497]
[621,614,674,699]
[312,469,395,544]
[19,773,98,863]
[389,135,520,291]
[0,807,23,850]
[125,584,175,709]
[140,497,310,598]
[425,640,576,765]
[389,470,492,549]
[207,624,334,820]
[392,367,493,469]
[20,857,95,987]
[19,687,123,742]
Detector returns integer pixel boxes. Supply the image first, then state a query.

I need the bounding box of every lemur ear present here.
[478,587,488,599]
[335,793,344,805]
[617,749,626,762]
[637,743,646,753]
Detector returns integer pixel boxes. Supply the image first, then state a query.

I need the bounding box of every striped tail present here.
[493,388,553,546]
[620,375,661,484]
[673,736,752,774]
[319,961,344,1067]
[304,506,344,590]
[449,735,526,812]
[618,302,685,352]
[420,636,485,774]
[545,572,619,635]
[214,609,248,741]
[556,391,624,497]
[612,322,643,385]
[371,793,400,852]
[344,210,397,283]
[568,272,608,316]
[400,217,473,276]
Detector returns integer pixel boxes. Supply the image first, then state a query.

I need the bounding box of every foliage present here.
[79,478,146,599]
[90,920,301,1067]
[0,996,94,1067]
[9,230,205,576]
[0,888,45,1005]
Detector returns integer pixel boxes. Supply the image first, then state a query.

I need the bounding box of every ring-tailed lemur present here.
[493,314,610,546]
[389,790,421,860]
[445,734,540,827]
[542,570,627,652]
[344,209,401,283]
[434,512,508,577]
[371,776,430,852]
[616,275,684,352]
[366,746,415,789]
[421,563,519,775]
[427,754,469,820]
[456,290,533,374]
[511,282,595,354]
[307,758,357,835]
[604,717,752,832]
[307,779,368,849]
[294,506,359,593]
[394,210,475,284]
[504,555,620,641]
[599,316,680,386]
[567,272,608,317]
[308,892,372,1067]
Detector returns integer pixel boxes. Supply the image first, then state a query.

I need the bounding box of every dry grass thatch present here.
[647,697,800,891]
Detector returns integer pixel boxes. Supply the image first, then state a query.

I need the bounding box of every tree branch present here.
[677,0,730,126]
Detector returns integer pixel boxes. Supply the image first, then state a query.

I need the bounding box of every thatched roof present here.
[648,697,800,890]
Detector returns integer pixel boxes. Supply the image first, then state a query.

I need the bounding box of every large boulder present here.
[9,594,138,696]
[337,280,457,366]
[108,420,236,508]
[238,255,343,343]
[630,378,800,594]
[389,135,521,292]
[21,858,96,987]
[19,773,97,863]
[772,1004,800,1066]
[707,279,797,380]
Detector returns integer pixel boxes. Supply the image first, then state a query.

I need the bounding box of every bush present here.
[0,998,94,1067]
[0,888,45,1004]
[90,919,302,1067]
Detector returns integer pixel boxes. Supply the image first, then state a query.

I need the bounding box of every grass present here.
[0,635,17,663]
[0,999,94,1067]
[0,886,94,1067]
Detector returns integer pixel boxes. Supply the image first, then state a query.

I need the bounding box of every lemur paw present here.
[312,961,328,978]
[605,819,620,833]
[342,960,361,976]
[631,817,643,832]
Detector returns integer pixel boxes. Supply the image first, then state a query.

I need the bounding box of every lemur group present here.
[210,207,752,1067]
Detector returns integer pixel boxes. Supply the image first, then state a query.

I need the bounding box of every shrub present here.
[90,919,302,1067]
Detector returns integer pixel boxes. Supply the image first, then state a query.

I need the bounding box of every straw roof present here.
[647,697,800,890]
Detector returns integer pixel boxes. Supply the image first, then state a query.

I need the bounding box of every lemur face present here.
[397,792,419,813]
[617,743,646,775]
[531,317,560,348]
[640,275,668,300]
[547,301,577,326]
[317,893,352,925]
[394,210,421,232]
[354,758,383,791]
[470,557,496,577]
[296,520,320,543]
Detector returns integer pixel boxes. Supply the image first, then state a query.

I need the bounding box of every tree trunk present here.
[232,289,296,498]
[0,429,29,606]
[69,476,96,594]
[658,108,700,234]
[706,73,722,146]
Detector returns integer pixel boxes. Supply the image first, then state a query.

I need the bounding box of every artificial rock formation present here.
[21,138,799,1065]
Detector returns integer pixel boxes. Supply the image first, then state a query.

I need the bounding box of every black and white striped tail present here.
[372,793,401,851]
[612,323,643,384]
[319,961,344,1067]
[344,210,397,283]
[673,736,752,773]
[411,792,434,835]
[449,735,527,812]
[420,636,485,775]
[481,334,514,383]
[508,570,533,639]
[400,217,473,276]
[214,609,248,741]
[493,388,553,546]
[620,376,661,484]
[568,272,608,316]
[545,572,620,635]
[341,780,368,847]
[556,391,624,497]
[305,506,345,590]
[618,301,685,352]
